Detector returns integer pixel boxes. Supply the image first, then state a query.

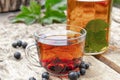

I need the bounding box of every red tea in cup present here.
[36,29,86,76]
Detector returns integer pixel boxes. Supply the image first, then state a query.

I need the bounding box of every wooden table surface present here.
[0,7,120,80]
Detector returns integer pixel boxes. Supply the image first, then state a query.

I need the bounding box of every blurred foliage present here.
[113,0,120,7]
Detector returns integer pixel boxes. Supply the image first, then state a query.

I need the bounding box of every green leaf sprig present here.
[42,0,67,24]
[12,0,41,25]
[12,0,67,25]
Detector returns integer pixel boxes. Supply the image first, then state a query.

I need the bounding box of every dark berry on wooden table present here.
[85,63,89,69]
[42,72,49,79]
[14,52,21,59]
[80,68,86,75]
[22,42,28,49]
[68,71,78,80]
[76,71,80,78]
[17,40,22,47]
[79,63,86,69]
[12,42,17,48]
[29,77,36,80]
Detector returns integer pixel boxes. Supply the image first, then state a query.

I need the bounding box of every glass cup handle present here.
[25,43,41,67]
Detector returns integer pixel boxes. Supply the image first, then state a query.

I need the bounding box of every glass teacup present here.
[25,24,86,77]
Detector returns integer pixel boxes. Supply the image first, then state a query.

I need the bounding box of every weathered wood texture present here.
[0,0,41,12]
[95,47,120,74]
[50,56,120,80]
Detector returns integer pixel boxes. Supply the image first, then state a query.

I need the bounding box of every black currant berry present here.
[42,72,49,79]
[29,77,36,80]
[22,42,28,49]
[12,42,17,48]
[76,71,80,78]
[80,68,86,75]
[68,71,78,80]
[85,63,90,69]
[14,52,21,59]
[79,63,86,69]
[17,40,22,47]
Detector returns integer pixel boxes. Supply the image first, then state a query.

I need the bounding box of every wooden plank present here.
[50,56,120,80]
[95,46,120,74]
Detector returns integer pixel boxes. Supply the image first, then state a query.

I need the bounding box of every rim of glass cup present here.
[34,25,87,41]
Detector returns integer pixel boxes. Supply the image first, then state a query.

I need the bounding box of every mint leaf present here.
[12,13,36,25]
[85,19,109,52]
[45,0,61,9]
[51,0,67,11]
[12,0,41,25]
[85,19,108,32]
[29,1,41,15]
[42,0,66,24]
[20,5,31,14]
